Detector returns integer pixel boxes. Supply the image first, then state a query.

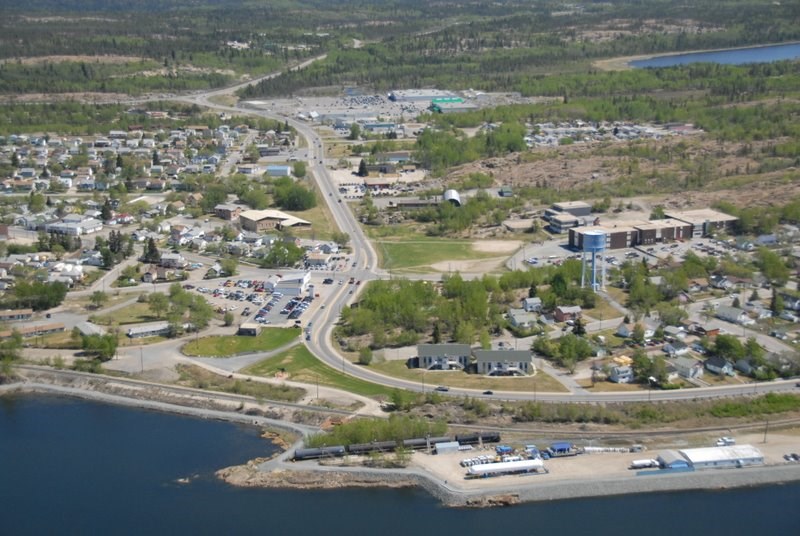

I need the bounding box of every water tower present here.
[581,230,606,291]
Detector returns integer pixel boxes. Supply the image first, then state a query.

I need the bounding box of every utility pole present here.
[763,419,769,443]
[139,346,144,374]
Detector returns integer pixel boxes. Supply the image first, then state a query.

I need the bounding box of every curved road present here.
[169,76,800,404]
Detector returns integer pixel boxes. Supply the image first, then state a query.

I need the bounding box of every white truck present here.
[629,459,659,470]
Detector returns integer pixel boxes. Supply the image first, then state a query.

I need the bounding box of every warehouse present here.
[678,445,764,469]
[656,450,692,470]
[549,213,581,234]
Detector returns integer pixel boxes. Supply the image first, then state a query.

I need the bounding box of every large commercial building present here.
[663,208,739,238]
[568,211,732,251]
[388,89,457,102]
[239,210,310,232]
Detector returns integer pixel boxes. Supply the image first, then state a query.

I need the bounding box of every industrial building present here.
[681,445,764,469]
[549,213,581,234]
[657,445,764,470]
[569,218,693,250]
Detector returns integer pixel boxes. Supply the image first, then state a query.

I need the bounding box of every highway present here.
[167,70,800,405]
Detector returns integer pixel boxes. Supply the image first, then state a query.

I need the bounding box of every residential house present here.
[522,297,542,313]
[507,308,538,329]
[663,340,690,356]
[734,359,754,375]
[473,349,534,376]
[716,305,754,325]
[608,365,634,384]
[663,325,686,341]
[705,355,734,376]
[673,356,704,380]
[186,193,204,208]
[687,278,708,293]
[416,343,472,370]
[554,305,582,323]
[160,252,187,269]
[615,321,655,340]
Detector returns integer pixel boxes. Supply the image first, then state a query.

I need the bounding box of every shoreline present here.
[217,456,800,508]
[5,372,800,508]
[593,40,800,71]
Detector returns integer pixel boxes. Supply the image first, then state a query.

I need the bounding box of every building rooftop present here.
[679,445,763,464]
[664,208,739,225]
[552,201,591,210]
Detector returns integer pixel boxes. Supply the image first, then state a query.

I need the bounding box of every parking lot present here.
[184,279,318,327]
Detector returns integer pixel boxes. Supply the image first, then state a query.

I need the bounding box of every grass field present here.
[68,293,145,312]
[174,364,305,402]
[371,360,569,393]
[242,345,396,398]
[89,302,160,326]
[375,238,498,272]
[181,327,302,357]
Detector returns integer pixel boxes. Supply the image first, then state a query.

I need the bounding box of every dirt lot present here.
[411,429,800,490]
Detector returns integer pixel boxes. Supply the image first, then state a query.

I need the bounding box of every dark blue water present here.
[631,42,800,68]
[2,394,800,535]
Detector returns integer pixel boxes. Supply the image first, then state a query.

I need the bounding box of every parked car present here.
[434,386,450,392]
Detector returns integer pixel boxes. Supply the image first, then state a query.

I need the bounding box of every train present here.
[292,432,501,461]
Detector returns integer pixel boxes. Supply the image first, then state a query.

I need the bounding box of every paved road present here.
[161,64,800,405]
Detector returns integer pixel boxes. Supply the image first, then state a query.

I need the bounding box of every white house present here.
[522,297,542,313]
[608,365,634,384]
[673,356,704,379]
[507,308,538,329]
[416,343,472,370]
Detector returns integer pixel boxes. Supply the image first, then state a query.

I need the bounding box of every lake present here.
[2,394,800,535]
[631,42,800,68]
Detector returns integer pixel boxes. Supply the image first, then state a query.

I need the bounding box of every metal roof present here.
[679,445,763,465]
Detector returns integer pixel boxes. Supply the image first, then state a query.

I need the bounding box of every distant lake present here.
[2,394,800,535]
[631,42,800,68]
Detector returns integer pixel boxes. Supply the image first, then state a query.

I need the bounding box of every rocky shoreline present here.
[216,458,800,508]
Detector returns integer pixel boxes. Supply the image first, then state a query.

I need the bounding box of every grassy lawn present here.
[583,296,625,323]
[89,302,161,326]
[181,327,302,357]
[603,286,628,305]
[375,238,499,272]
[371,360,569,393]
[68,293,145,312]
[174,364,305,402]
[242,345,396,398]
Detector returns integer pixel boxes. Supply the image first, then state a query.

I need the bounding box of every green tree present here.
[143,238,161,264]
[771,290,784,314]
[349,123,361,140]
[148,292,169,319]
[358,159,368,177]
[631,323,645,344]
[292,161,306,178]
[220,257,238,276]
[755,247,789,286]
[223,311,234,326]
[29,192,46,213]
[89,291,108,310]
[358,346,373,365]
